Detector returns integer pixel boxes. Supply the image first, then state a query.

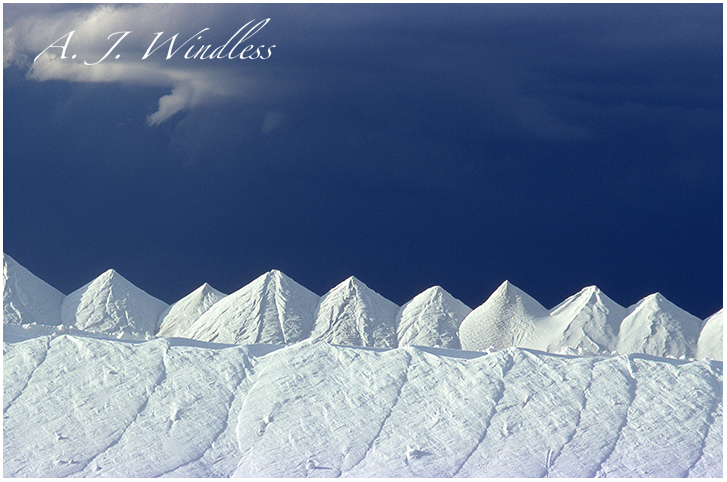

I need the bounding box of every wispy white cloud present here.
[4,4,280,125]
[5,3,717,142]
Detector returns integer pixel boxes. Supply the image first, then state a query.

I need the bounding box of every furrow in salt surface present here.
[541,356,596,476]
[591,356,638,477]
[157,343,282,478]
[345,348,510,477]
[450,350,513,478]
[160,375,258,477]
[688,381,723,478]
[548,356,633,477]
[78,342,170,476]
[232,339,410,477]
[2,336,50,413]
[2,335,167,478]
[598,356,722,477]
[344,350,412,474]
[455,350,593,478]
[685,361,723,478]
[80,343,254,477]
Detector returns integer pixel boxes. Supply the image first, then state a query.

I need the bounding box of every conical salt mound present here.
[61,269,168,336]
[3,253,64,326]
[459,281,548,352]
[696,309,723,361]
[396,286,471,349]
[311,276,399,348]
[543,286,625,355]
[186,270,319,345]
[156,283,226,338]
[616,293,702,358]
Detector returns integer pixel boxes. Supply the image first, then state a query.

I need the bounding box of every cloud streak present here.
[4,3,720,139]
[4,4,280,125]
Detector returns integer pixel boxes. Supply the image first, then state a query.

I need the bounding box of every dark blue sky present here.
[3,4,722,318]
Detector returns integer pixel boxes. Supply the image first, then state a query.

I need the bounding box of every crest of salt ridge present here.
[1,253,722,360]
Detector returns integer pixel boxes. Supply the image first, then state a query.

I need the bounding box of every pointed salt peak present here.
[91,268,126,287]
[650,292,671,308]
[268,269,304,287]
[422,285,445,297]
[550,284,622,317]
[337,275,365,293]
[465,280,547,320]
[498,280,514,291]
[407,285,446,304]
[582,285,600,296]
[261,269,277,287]
[488,280,514,298]
[262,269,308,291]
[182,283,208,298]
[96,268,124,284]
[571,285,601,299]
[196,282,223,296]
[642,292,666,303]
[419,285,471,311]
[320,276,349,296]
[635,292,690,315]
[244,270,282,292]
[427,285,445,292]
[490,280,534,303]
[325,275,396,308]
[428,285,451,300]
[501,280,532,295]
[577,285,618,306]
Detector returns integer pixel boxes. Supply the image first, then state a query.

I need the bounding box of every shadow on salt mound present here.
[407,344,607,362]
[407,345,489,360]
[163,336,285,356]
[3,323,57,343]
[624,351,723,367]
[162,336,239,350]
[322,342,390,353]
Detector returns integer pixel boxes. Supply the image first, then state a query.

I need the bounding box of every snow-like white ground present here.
[3,334,722,477]
[2,256,724,477]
